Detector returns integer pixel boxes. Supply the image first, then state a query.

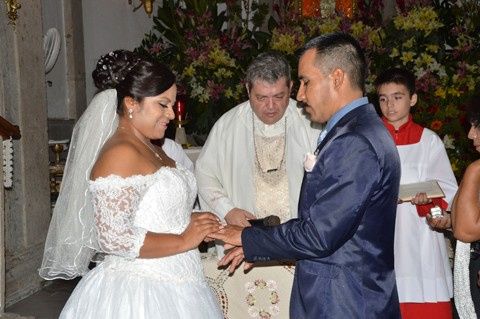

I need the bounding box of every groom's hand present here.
[218,246,253,273]
[209,224,243,246]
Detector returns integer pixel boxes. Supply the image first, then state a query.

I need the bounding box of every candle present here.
[174,98,186,122]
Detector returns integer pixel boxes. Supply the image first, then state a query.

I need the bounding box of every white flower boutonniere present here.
[304,152,317,172]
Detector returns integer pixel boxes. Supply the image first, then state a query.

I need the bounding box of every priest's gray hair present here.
[246,51,291,90]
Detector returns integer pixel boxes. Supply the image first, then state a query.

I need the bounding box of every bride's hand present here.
[181,212,221,251]
[208,224,243,246]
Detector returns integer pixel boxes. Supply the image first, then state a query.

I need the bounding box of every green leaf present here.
[154,5,175,30]
[253,31,271,50]
[268,15,279,32]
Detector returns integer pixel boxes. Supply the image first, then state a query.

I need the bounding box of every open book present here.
[398,180,445,202]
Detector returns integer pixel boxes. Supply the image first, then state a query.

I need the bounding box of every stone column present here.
[43,0,86,121]
[45,0,86,148]
[64,0,87,119]
[0,137,4,312]
[0,0,51,307]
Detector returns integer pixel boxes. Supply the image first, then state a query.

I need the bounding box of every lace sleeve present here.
[90,183,148,259]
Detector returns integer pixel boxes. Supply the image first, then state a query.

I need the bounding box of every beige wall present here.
[82,0,159,102]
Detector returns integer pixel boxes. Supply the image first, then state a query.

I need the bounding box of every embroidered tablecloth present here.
[202,253,294,319]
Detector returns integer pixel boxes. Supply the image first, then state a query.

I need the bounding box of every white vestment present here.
[195,98,321,219]
[395,128,457,302]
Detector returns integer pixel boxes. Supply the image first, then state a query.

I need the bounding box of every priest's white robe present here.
[195,98,321,219]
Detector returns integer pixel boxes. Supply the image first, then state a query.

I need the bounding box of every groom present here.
[211,32,401,318]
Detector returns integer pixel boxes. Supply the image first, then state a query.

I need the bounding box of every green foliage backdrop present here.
[137,0,480,178]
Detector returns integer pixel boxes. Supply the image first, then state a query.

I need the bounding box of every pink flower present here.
[416,72,438,94]
[207,81,225,101]
[148,42,163,54]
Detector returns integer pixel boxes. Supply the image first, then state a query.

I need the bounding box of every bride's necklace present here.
[118,126,163,161]
[252,112,287,173]
[141,139,163,161]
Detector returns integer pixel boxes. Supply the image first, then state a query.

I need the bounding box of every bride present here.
[39,50,223,318]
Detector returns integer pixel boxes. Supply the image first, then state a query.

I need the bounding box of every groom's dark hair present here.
[299,32,367,93]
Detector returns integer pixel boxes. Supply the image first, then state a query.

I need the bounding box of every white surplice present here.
[395,128,458,302]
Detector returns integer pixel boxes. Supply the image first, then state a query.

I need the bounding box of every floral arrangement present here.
[365,1,480,178]
[138,0,480,178]
[136,0,272,135]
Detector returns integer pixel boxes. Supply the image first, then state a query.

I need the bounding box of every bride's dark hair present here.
[92,49,175,115]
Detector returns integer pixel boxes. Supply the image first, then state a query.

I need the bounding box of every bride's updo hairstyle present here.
[92,49,176,115]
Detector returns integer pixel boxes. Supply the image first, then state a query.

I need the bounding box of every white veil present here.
[39,89,119,280]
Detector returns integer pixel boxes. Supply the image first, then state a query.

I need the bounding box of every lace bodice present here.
[88,165,204,283]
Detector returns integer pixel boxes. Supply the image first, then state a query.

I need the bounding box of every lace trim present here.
[89,165,187,189]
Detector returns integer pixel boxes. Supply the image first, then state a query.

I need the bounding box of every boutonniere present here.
[304,152,317,172]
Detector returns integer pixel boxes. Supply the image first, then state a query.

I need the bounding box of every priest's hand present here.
[225,208,255,227]
[209,224,244,247]
[218,246,253,274]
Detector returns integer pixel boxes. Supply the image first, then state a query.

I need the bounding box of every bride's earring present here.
[128,109,133,119]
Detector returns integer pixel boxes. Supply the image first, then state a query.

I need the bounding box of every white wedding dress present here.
[60,165,222,319]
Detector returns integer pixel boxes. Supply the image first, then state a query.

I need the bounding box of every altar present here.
[202,251,295,319]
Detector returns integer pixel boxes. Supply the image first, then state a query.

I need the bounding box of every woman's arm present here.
[452,159,480,242]
[139,212,221,258]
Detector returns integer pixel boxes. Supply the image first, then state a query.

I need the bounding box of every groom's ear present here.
[330,68,345,90]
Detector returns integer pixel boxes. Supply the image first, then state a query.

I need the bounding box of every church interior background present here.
[0,0,478,317]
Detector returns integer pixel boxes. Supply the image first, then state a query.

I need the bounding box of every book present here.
[398,180,445,202]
